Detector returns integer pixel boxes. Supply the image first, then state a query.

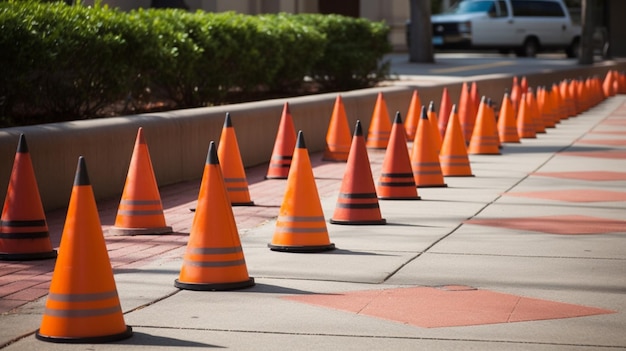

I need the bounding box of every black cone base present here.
[174,277,255,291]
[329,218,387,225]
[0,250,57,261]
[268,243,335,253]
[36,326,133,344]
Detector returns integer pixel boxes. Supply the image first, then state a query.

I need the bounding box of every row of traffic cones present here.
[3,69,623,343]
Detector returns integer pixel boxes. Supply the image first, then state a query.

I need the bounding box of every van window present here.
[497,0,509,16]
[511,0,566,17]
[445,0,496,14]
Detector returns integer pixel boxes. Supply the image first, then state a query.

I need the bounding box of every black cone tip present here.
[296,130,306,149]
[428,101,436,112]
[207,141,219,165]
[224,112,232,128]
[74,156,90,186]
[393,111,403,124]
[17,134,28,153]
[452,104,458,113]
[354,120,363,136]
[420,105,428,120]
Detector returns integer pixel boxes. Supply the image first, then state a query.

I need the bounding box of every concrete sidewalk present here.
[1,57,625,349]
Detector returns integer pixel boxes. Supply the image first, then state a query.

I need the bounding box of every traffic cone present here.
[458,82,476,142]
[266,102,297,179]
[568,79,580,116]
[427,101,443,153]
[109,128,172,236]
[510,77,520,113]
[377,112,420,200]
[603,71,615,97]
[411,106,447,188]
[440,105,473,177]
[554,82,568,121]
[560,81,576,118]
[36,157,132,343]
[404,89,422,140]
[366,92,392,149]
[497,93,520,143]
[470,81,480,111]
[0,134,56,261]
[438,87,453,137]
[218,113,254,206]
[175,142,255,290]
[538,87,556,128]
[331,121,386,225]
[517,93,536,139]
[468,96,500,155]
[487,98,502,150]
[527,89,546,134]
[520,76,529,94]
[323,95,352,162]
[269,131,335,251]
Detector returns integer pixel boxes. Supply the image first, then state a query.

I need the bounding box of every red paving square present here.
[560,150,626,159]
[505,189,626,202]
[284,286,614,328]
[465,215,626,235]
[532,171,626,181]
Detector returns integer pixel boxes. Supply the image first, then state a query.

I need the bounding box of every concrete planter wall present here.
[1,62,623,211]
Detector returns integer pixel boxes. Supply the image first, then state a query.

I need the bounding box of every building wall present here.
[83,0,408,51]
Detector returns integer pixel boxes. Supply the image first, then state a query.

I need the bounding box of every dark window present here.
[497,0,509,16]
[511,0,566,17]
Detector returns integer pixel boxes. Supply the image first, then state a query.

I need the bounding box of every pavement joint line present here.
[123,289,181,315]
[124,325,625,348]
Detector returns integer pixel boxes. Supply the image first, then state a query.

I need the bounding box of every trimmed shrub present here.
[293,14,392,91]
[0,2,390,126]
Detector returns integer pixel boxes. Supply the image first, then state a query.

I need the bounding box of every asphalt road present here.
[386,52,610,78]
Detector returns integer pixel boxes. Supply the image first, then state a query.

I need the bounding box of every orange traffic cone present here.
[366,92,392,149]
[0,134,56,261]
[497,93,520,143]
[438,87,453,137]
[36,157,132,343]
[520,76,529,94]
[458,82,476,142]
[468,96,500,155]
[404,89,422,140]
[175,142,255,290]
[527,88,546,134]
[440,105,473,177]
[269,131,335,251]
[331,121,386,225]
[218,113,254,206]
[427,101,443,153]
[470,81,480,111]
[377,112,420,200]
[517,93,536,139]
[510,77,521,114]
[109,128,172,235]
[266,102,297,179]
[411,106,447,188]
[567,80,580,116]
[323,95,352,162]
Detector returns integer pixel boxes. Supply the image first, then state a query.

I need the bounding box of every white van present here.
[429,0,581,57]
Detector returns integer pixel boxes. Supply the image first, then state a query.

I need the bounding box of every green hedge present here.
[0,2,390,126]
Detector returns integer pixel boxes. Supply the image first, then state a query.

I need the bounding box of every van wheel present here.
[565,38,580,58]
[516,38,539,57]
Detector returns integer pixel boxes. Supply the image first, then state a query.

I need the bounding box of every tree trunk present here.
[579,0,595,65]
[409,0,435,63]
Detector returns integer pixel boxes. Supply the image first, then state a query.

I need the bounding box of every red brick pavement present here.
[0,150,360,314]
